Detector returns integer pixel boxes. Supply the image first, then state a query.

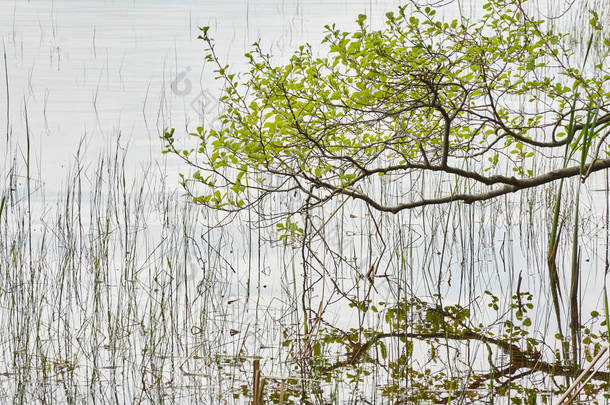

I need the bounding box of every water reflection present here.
[0,0,609,403]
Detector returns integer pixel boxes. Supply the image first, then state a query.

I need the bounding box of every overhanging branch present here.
[333,158,610,213]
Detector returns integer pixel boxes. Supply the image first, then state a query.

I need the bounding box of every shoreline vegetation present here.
[3,135,610,404]
[2,0,610,403]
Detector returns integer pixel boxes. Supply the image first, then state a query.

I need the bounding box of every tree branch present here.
[333,158,610,213]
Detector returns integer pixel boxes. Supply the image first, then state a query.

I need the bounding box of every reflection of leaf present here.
[379,341,387,360]
[313,341,321,356]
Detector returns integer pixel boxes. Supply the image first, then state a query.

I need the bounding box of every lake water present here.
[0,0,400,193]
[1,0,609,404]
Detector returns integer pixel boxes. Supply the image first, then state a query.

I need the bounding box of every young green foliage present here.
[164,0,610,217]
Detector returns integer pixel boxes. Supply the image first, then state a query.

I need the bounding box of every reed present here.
[1,7,609,404]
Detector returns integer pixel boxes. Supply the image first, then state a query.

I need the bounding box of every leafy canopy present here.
[163,0,610,215]
[161,1,610,401]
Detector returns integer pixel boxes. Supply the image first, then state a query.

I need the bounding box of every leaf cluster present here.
[163,0,610,216]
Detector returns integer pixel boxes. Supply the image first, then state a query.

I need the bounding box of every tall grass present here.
[0,139,262,403]
[2,129,610,403]
[1,33,609,405]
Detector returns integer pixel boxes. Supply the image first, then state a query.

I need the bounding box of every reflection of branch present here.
[324,330,610,384]
[468,366,535,391]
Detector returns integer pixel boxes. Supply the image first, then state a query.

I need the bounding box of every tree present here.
[164,0,610,402]
[164,1,609,215]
